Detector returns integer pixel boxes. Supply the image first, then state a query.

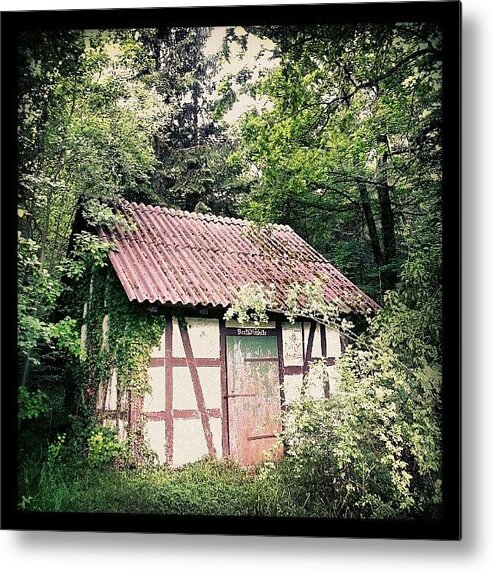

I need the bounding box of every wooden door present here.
[226,335,283,465]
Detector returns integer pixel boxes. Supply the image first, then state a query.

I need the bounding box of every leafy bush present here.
[18,386,51,421]
[276,251,442,519]
[17,233,60,365]
[87,426,124,468]
[46,433,67,465]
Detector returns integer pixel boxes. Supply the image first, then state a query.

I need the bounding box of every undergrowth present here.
[18,453,321,517]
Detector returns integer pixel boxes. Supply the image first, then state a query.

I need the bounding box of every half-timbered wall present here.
[281,320,343,403]
[95,311,345,467]
[143,316,223,466]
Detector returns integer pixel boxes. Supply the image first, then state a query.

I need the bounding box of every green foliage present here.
[104,272,166,394]
[82,199,131,231]
[87,426,123,468]
[229,23,442,301]
[225,279,357,339]
[64,231,112,280]
[277,251,442,519]
[223,239,441,518]
[16,24,444,521]
[18,387,51,421]
[66,267,166,465]
[224,283,275,325]
[17,233,60,364]
[284,280,360,331]
[51,317,82,358]
[81,269,159,396]
[124,26,248,215]
[46,433,67,466]
[19,455,305,516]
[17,29,164,284]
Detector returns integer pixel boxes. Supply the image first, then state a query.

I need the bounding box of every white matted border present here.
[2,0,486,570]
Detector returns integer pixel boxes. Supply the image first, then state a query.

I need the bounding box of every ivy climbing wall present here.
[88,269,346,467]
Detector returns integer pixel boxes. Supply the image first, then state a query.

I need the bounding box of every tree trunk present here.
[377,136,397,291]
[358,182,383,270]
[65,195,87,257]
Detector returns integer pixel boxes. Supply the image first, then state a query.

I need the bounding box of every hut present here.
[85,201,378,467]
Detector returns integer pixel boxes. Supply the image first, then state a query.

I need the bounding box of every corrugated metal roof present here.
[98,201,379,314]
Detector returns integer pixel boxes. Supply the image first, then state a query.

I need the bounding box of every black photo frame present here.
[1,1,461,539]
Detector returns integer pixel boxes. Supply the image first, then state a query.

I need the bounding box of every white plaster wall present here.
[327,327,342,357]
[172,418,207,466]
[150,329,166,358]
[172,366,221,410]
[173,367,196,410]
[101,314,109,352]
[173,417,222,467]
[282,322,304,366]
[283,374,303,404]
[210,417,223,459]
[327,364,341,395]
[306,372,326,399]
[145,420,167,464]
[143,366,166,412]
[198,367,221,409]
[81,303,88,360]
[80,324,87,358]
[105,369,118,410]
[120,388,128,411]
[96,383,105,410]
[173,317,220,358]
[117,418,127,441]
[304,322,323,358]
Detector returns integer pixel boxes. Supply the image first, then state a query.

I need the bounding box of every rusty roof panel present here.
[98,202,379,314]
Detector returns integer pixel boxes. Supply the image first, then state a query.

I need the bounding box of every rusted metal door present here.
[226,335,283,465]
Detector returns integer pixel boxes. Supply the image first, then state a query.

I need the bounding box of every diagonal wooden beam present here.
[178,319,217,457]
[303,321,317,374]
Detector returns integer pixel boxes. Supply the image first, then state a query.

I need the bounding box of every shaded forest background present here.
[16,23,444,519]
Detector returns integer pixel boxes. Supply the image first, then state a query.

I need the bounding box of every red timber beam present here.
[178,319,217,457]
[219,319,230,457]
[275,318,286,413]
[129,394,144,425]
[283,358,335,376]
[320,323,327,358]
[146,409,221,421]
[340,333,348,353]
[165,316,174,464]
[303,321,317,374]
[149,357,221,368]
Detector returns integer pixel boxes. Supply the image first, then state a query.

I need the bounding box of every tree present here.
[226,23,442,301]
[126,26,248,215]
[220,21,445,512]
[17,29,167,388]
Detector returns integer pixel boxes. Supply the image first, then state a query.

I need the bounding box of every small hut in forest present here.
[84,201,378,467]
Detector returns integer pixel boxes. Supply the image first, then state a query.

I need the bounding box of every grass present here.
[18,454,324,517]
